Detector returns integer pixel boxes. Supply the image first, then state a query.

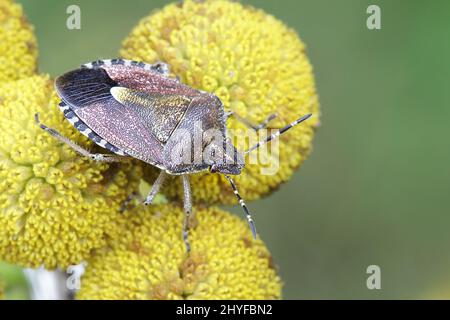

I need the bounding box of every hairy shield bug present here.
[35,59,312,251]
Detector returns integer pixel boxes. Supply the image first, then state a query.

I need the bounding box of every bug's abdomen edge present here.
[58,101,128,156]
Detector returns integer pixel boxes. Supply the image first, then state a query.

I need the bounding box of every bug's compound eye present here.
[209,165,218,173]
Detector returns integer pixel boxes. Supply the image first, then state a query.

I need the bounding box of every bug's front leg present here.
[182,175,193,253]
[35,113,126,162]
[143,170,167,205]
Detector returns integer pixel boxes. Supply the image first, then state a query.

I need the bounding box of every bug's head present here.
[209,162,243,175]
[206,140,244,175]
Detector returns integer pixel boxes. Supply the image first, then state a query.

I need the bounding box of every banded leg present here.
[143,171,167,205]
[35,113,126,162]
[245,113,312,154]
[182,175,193,253]
[227,112,277,131]
[224,175,257,239]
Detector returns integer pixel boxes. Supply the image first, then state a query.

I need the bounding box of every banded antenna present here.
[224,175,257,239]
[245,113,312,154]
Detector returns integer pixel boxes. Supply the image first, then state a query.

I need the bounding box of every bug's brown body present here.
[37,59,312,251]
[55,60,241,175]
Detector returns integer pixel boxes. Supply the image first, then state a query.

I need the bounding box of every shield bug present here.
[35,59,312,252]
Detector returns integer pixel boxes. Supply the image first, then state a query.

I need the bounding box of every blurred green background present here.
[3,0,449,299]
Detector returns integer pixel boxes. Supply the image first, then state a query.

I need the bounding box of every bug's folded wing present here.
[55,68,166,167]
[110,87,192,143]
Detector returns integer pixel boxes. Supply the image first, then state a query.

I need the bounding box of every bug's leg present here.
[227,112,277,132]
[35,113,126,162]
[182,175,192,253]
[224,111,233,118]
[143,171,167,205]
[224,175,257,239]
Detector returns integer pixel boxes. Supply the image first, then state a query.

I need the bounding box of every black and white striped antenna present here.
[245,113,312,154]
[225,113,312,239]
[225,174,257,239]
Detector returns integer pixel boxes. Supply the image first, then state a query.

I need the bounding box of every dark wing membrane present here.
[110,87,192,143]
[55,67,165,167]
[55,68,118,108]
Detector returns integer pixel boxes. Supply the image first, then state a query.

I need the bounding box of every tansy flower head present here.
[0,75,142,269]
[0,0,38,82]
[77,204,282,300]
[121,0,319,204]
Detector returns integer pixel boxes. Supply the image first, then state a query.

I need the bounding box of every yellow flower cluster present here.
[121,0,319,204]
[77,204,282,300]
[0,0,37,82]
[0,0,321,299]
[0,75,142,269]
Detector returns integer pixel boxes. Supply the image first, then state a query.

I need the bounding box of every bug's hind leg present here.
[35,113,126,162]
[181,175,193,253]
[227,112,277,132]
[143,171,167,205]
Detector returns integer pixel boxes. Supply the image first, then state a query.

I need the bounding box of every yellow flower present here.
[77,204,282,300]
[121,0,319,204]
[0,0,38,82]
[0,75,142,269]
